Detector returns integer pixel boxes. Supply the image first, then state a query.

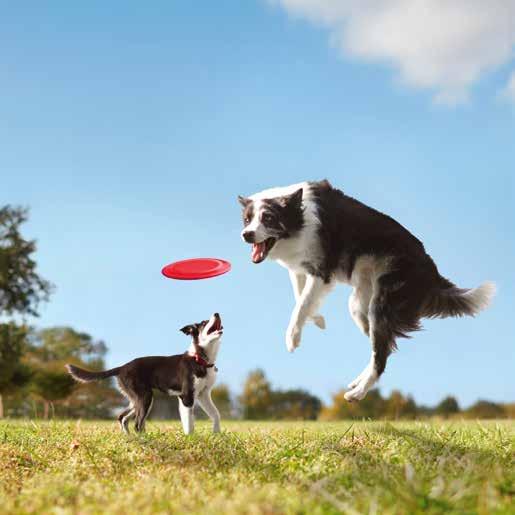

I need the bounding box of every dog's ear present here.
[238,195,251,208]
[279,188,303,209]
[180,325,194,335]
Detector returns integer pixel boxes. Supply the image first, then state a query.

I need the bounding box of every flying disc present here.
[161,258,231,280]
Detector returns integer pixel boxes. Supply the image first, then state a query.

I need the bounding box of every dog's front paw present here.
[312,314,326,330]
[286,324,302,353]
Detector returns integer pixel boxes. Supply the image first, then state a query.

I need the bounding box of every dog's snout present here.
[214,312,220,318]
[242,231,255,243]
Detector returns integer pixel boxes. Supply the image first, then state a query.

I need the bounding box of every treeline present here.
[1,205,513,421]
[213,369,514,421]
[156,369,514,421]
[319,384,515,420]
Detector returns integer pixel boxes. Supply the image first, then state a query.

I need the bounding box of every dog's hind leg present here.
[344,318,393,402]
[118,406,135,434]
[134,392,153,433]
[348,285,372,337]
[289,271,326,329]
[347,285,374,389]
[345,277,401,401]
[116,378,139,433]
[178,397,195,435]
[197,389,221,433]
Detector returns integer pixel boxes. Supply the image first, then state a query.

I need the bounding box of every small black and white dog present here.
[66,313,223,434]
[238,180,495,402]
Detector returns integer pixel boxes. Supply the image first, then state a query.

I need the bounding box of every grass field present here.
[0,420,513,514]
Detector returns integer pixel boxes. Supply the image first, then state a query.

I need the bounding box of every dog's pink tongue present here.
[252,242,266,263]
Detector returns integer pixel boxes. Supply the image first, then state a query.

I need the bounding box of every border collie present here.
[238,180,495,401]
[66,313,223,434]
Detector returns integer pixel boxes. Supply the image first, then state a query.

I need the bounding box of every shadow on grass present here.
[368,421,510,464]
[317,421,513,512]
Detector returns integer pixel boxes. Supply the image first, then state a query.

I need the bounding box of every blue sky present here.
[1,1,514,407]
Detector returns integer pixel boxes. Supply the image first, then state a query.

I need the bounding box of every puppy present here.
[66,312,223,434]
[238,180,495,401]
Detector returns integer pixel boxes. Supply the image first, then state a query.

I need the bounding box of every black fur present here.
[308,180,433,281]
[66,353,209,433]
[262,190,304,238]
[239,180,493,388]
[239,196,254,227]
[308,180,482,372]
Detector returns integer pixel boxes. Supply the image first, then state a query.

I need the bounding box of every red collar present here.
[193,353,215,368]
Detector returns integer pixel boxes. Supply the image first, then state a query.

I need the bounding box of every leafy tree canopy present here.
[239,370,322,420]
[24,326,119,419]
[238,369,273,420]
[435,396,460,416]
[0,206,53,317]
[29,327,107,364]
[0,323,31,392]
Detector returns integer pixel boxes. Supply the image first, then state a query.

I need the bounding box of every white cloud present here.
[269,0,515,104]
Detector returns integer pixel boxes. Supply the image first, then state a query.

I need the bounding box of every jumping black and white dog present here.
[66,313,223,434]
[238,180,495,402]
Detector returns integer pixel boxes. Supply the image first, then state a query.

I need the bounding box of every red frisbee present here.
[161,258,231,280]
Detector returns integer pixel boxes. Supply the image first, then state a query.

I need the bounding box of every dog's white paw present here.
[347,367,370,390]
[344,386,368,402]
[345,366,377,402]
[286,324,302,353]
[311,314,326,330]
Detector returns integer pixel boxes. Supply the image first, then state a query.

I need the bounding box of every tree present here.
[0,206,53,317]
[501,403,515,419]
[30,364,75,419]
[465,400,506,419]
[0,323,31,417]
[269,389,322,420]
[239,371,323,420]
[435,396,460,418]
[357,389,388,419]
[238,369,273,419]
[32,327,108,362]
[384,390,418,420]
[320,388,386,420]
[320,389,359,420]
[26,327,121,419]
[0,207,53,417]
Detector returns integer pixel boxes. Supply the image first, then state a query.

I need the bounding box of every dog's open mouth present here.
[251,238,276,264]
[207,315,223,334]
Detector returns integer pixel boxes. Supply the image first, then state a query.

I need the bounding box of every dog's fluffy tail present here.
[65,364,121,383]
[425,279,496,319]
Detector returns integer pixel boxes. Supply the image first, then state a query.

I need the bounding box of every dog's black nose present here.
[242,231,255,243]
[214,312,219,318]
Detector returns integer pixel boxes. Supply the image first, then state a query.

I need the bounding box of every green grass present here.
[0,420,513,514]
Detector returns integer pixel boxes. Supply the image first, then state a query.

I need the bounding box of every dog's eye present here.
[244,217,250,225]
[262,213,274,224]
